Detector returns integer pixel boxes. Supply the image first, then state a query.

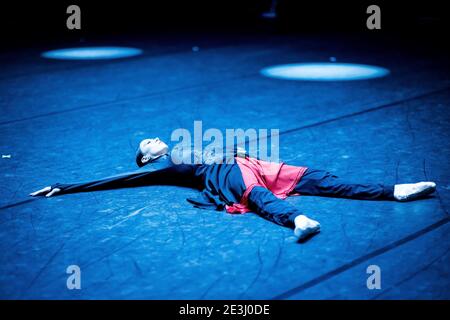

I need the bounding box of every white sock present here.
[394,181,436,201]
[294,215,321,240]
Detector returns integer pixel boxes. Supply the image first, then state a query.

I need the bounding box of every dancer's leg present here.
[247,186,320,240]
[294,168,436,201]
[293,169,394,200]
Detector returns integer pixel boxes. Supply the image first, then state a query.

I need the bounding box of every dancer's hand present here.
[30,186,61,197]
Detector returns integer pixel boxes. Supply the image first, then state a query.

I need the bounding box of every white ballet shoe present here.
[394,181,436,201]
[294,215,321,241]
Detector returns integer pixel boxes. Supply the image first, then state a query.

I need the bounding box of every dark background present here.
[1,0,448,48]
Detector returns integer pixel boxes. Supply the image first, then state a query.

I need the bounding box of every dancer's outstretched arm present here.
[30,164,199,197]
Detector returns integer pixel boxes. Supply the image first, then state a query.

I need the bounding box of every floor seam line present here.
[271,216,450,300]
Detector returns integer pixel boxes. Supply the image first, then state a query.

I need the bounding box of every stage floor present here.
[0,32,449,299]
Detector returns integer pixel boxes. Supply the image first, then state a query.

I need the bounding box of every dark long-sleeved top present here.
[52,155,247,211]
[51,152,307,228]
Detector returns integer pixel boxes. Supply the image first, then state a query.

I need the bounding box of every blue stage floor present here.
[0,33,449,299]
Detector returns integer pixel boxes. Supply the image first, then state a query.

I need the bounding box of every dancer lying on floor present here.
[30,138,437,241]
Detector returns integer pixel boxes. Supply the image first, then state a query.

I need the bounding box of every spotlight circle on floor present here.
[260,63,390,81]
[41,47,143,60]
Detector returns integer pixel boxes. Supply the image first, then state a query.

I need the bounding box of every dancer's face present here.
[139,138,169,163]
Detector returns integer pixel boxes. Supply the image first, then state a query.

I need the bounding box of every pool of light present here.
[260,63,390,81]
[41,47,143,60]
